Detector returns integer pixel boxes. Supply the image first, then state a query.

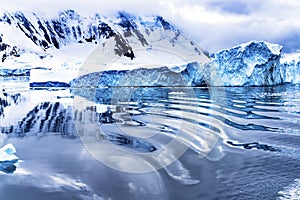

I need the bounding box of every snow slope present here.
[0,10,209,85]
[0,9,300,87]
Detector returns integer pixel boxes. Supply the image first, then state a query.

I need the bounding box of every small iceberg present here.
[0,143,19,174]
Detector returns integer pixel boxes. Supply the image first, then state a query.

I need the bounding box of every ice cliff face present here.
[208,41,300,86]
[208,41,283,86]
[280,53,300,84]
[70,62,206,88]
[71,41,287,87]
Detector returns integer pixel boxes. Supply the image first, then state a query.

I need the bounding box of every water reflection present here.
[227,141,281,152]
[0,82,299,198]
[0,84,299,155]
[0,101,76,138]
[0,89,21,118]
[0,160,17,174]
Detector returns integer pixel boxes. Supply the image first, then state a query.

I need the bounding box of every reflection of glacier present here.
[73,86,226,160]
[72,85,300,159]
[0,97,158,153]
[74,106,158,153]
[1,84,298,165]
[71,87,172,104]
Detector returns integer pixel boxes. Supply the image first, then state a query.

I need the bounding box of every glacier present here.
[0,9,299,87]
[207,40,283,86]
[70,63,206,88]
[209,41,299,86]
[280,53,300,84]
[70,41,287,87]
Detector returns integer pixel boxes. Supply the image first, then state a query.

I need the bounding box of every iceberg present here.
[207,41,283,86]
[0,143,18,174]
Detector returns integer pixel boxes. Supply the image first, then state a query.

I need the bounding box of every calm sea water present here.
[0,78,299,200]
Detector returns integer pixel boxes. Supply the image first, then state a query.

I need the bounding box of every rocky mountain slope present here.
[0,9,209,81]
[0,9,299,86]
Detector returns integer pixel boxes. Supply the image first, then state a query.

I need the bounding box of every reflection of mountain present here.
[0,101,76,138]
[0,90,21,117]
[0,98,158,152]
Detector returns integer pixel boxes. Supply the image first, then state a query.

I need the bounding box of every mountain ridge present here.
[0,9,209,78]
[0,10,300,86]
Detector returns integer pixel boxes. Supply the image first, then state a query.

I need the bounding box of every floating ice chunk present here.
[0,143,18,163]
[0,143,18,173]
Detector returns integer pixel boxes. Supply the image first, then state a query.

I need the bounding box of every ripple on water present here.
[278,178,300,200]
[1,81,300,199]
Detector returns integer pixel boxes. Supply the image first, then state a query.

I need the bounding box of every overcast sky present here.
[1,0,300,54]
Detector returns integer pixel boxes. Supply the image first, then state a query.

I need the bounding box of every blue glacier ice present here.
[29,81,70,87]
[71,63,206,88]
[71,41,289,87]
[208,41,283,86]
[0,68,31,76]
[0,143,18,174]
[280,53,300,84]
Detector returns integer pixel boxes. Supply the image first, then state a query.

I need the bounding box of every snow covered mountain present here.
[0,9,300,87]
[0,9,210,83]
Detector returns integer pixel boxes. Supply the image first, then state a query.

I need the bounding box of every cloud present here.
[0,0,162,16]
[1,0,300,53]
[162,0,300,53]
[204,0,262,15]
